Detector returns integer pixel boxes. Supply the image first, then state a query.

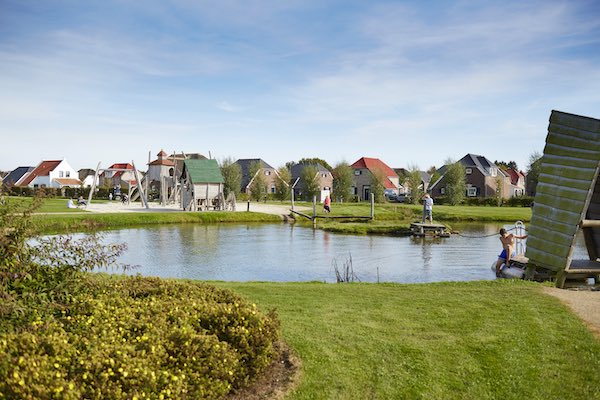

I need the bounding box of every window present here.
[354,170,361,176]
[490,168,497,177]
[467,187,477,197]
[265,170,271,176]
[59,171,64,177]
[440,188,445,195]
[66,171,70,178]
[271,185,276,193]
[465,168,472,174]
[169,168,174,177]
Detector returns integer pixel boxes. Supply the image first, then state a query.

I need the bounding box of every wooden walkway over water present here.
[410,223,450,237]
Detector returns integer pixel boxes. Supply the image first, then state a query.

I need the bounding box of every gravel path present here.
[543,287,600,339]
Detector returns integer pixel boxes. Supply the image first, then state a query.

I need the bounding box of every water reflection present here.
[69,222,585,284]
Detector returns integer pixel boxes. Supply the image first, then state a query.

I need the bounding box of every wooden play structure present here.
[525,110,600,287]
[180,159,225,211]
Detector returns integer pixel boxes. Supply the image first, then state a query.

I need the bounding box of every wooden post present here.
[145,150,150,203]
[370,193,375,220]
[161,176,167,206]
[247,200,250,212]
[312,195,317,228]
[132,161,149,209]
[87,161,101,205]
[290,177,300,211]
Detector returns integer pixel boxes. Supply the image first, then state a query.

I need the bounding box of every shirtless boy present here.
[495,228,528,277]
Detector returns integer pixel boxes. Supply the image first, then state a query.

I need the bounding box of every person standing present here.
[323,195,331,213]
[422,193,433,224]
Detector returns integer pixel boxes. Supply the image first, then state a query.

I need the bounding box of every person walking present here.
[323,195,331,213]
[422,193,433,224]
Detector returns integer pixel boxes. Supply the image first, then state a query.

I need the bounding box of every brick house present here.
[429,153,512,199]
[290,162,333,202]
[235,159,280,195]
[350,157,400,201]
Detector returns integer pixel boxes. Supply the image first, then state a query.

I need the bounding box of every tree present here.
[526,151,543,196]
[275,166,291,201]
[248,161,268,201]
[370,169,386,203]
[406,164,424,205]
[494,160,518,171]
[298,157,332,172]
[332,162,353,202]
[220,157,241,198]
[494,175,504,206]
[444,159,466,205]
[300,165,320,201]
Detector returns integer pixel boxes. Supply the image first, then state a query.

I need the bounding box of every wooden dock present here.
[410,223,450,237]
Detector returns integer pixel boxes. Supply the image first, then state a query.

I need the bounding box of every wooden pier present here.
[410,223,450,237]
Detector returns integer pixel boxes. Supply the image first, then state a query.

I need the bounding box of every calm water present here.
[76,222,588,283]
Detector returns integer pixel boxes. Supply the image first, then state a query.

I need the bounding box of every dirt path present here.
[543,287,600,339]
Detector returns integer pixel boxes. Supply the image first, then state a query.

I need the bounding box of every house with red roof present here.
[505,168,527,197]
[350,157,400,201]
[99,163,137,188]
[17,159,81,189]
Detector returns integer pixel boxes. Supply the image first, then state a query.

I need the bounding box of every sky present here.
[1,0,600,173]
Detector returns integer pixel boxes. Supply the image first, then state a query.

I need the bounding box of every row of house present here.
[0,152,529,204]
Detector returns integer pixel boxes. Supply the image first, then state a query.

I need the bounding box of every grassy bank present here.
[296,202,533,235]
[32,211,282,233]
[216,280,600,400]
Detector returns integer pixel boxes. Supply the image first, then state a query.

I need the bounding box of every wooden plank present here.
[566,259,600,273]
[528,225,575,248]
[527,236,572,259]
[548,122,600,143]
[545,131,600,152]
[581,219,600,228]
[525,247,566,272]
[533,203,583,226]
[582,228,599,260]
[541,154,600,170]
[538,173,594,191]
[533,192,585,214]
[550,111,600,134]
[543,143,600,161]
[530,214,578,236]
[539,164,597,182]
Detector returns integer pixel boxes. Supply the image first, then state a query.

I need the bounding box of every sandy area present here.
[543,287,600,339]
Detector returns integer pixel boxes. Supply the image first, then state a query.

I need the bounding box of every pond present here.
[79,222,589,283]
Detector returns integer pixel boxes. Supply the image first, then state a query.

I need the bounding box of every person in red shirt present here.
[323,195,331,213]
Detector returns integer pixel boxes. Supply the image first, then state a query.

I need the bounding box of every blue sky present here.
[1,0,600,172]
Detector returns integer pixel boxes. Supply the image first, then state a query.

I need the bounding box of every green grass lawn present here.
[216,280,600,400]
[5,196,95,213]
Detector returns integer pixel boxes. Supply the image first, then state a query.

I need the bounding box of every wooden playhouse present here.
[525,110,600,287]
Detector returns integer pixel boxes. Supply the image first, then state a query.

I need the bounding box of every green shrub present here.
[0,276,280,399]
[0,194,281,399]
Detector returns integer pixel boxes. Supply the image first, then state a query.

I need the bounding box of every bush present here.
[0,194,281,399]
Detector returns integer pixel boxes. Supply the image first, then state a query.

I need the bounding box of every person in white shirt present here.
[422,194,433,224]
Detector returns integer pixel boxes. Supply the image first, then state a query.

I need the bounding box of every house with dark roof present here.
[290,162,333,202]
[2,166,34,188]
[17,159,81,189]
[180,159,225,211]
[78,169,98,188]
[234,159,281,194]
[429,154,511,199]
[351,157,400,201]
